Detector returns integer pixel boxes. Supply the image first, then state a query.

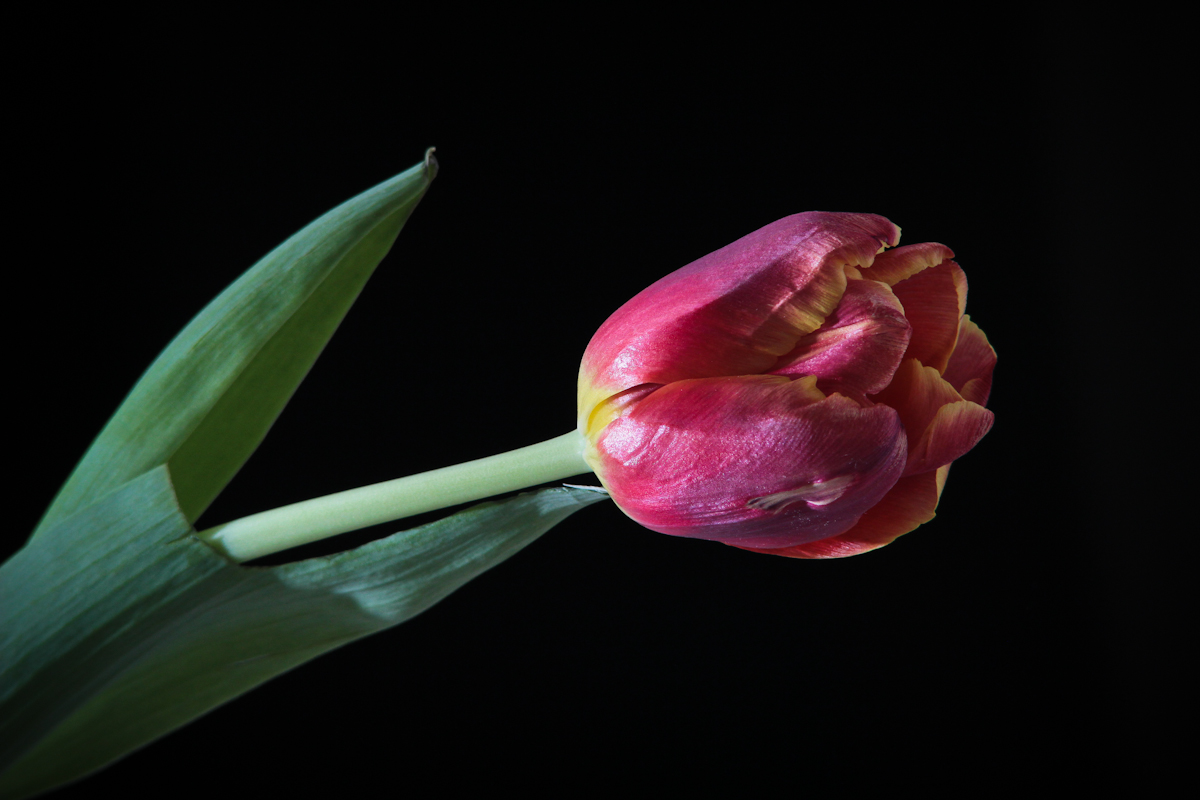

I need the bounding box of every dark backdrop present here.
[9,16,1173,796]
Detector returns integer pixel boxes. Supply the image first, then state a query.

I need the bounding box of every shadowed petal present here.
[872,358,958,440]
[770,277,911,397]
[865,242,954,286]
[738,465,949,558]
[586,375,906,549]
[579,213,901,422]
[872,358,992,476]
[907,400,993,475]
[943,316,996,406]
[891,260,968,373]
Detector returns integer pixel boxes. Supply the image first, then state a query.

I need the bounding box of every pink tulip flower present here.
[578,212,995,558]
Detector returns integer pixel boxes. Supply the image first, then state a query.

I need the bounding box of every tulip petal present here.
[586,375,906,549]
[770,277,912,397]
[890,260,968,374]
[872,358,993,476]
[872,358,957,440]
[907,399,993,476]
[579,212,901,420]
[739,465,948,558]
[942,315,996,407]
[583,382,663,441]
[865,242,954,286]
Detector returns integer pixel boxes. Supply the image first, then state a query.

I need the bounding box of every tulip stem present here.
[196,430,592,563]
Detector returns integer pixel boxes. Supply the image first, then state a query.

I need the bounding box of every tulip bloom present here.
[578,212,995,558]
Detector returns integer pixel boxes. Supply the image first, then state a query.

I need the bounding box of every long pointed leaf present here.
[35,155,437,534]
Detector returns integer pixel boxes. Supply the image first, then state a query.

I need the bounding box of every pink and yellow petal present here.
[864,242,954,286]
[872,358,991,475]
[770,277,912,397]
[587,374,907,550]
[905,400,993,476]
[579,213,901,417]
[872,358,961,441]
[740,465,948,558]
[890,260,968,374]
[581,382,663,441]
[942,316,996,407]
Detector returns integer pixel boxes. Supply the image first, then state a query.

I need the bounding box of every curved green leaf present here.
[1,466,607,798]
[34,154,438,534]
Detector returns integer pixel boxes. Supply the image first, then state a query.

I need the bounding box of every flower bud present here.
[578,213,995,558]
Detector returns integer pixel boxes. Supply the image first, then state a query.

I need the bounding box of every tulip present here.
[578,212,995,558]
[202,211,993,565]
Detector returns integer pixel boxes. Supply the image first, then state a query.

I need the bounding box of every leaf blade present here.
[2,466,607,798]
[34,156,437,535]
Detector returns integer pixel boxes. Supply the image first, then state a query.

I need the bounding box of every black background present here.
[8,15,1177,797]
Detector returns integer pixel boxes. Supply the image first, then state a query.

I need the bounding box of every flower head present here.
[578,212,995,558]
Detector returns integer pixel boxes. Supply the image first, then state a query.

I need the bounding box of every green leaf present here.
[0,467,607,798]
[34,154,438,533]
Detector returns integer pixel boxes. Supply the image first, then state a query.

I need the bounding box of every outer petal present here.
[873,358,993,476]
[740,465,949,558]
[770,277,912,398]
[890,260,968,374]
[586,375,907,549]
[942,315,996,407]
[579,212,900,423]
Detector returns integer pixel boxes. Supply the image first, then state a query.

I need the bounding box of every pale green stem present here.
[197,430,592,563]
